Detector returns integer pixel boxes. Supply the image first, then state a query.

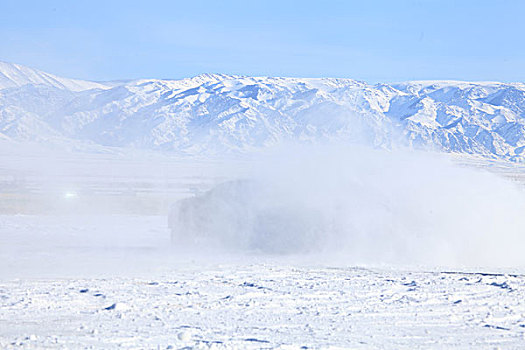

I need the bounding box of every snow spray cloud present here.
[169,145,525,269]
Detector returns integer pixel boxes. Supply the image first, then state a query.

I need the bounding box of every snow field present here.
[2,149,525,348]
[2,263,525,349]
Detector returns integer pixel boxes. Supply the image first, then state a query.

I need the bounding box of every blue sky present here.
[1,0,524,82]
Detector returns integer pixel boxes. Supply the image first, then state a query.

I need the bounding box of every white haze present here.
[169,145,525,270]
[2,142,525,278]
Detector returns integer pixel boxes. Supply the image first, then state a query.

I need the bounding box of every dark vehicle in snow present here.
[168,180,326,253]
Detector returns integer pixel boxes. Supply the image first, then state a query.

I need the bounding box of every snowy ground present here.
[2,262,525,349]
[2,214,525,349]
[2,150,525,349]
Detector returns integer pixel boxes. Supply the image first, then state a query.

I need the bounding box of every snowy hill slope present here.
[0,61,110,91]
[1,61,525,160]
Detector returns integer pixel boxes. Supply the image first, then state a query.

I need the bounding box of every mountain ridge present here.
[0,61,111,92]
[1,61,524,161]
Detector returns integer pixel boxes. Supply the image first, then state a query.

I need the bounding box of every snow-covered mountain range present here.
[1,61,525,160]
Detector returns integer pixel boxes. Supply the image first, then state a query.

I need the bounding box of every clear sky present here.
[1,0,524,83]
